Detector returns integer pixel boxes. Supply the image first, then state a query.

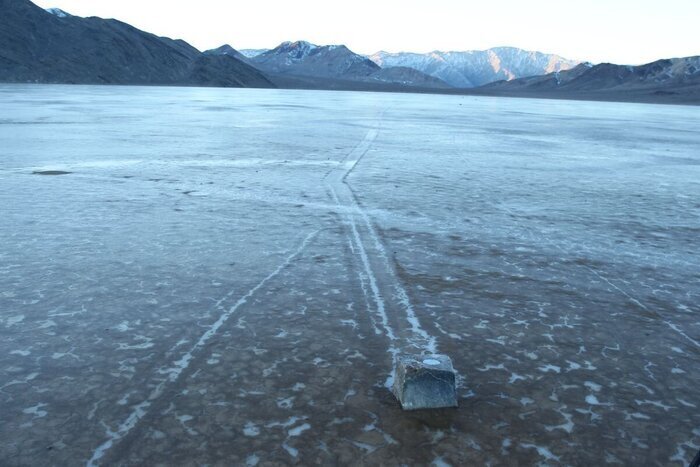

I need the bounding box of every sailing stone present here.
[393,354,458,410]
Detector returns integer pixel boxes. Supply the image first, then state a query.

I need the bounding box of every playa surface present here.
[1,84,699,465]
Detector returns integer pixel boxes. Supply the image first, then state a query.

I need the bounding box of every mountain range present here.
[370,48,580,88]
[479,57,700,103]
[207,41,449,89]
[236,46,579,89]
[1,0,698,104]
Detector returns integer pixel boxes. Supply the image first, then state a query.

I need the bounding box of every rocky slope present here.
[0,0,273,88]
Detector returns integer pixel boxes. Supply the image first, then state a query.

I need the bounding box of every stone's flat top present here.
[396,354,455,373]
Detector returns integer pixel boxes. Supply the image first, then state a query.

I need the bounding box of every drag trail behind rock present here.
[324,120,439,387]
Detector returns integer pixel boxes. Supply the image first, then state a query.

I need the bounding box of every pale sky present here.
[33,0,700,65]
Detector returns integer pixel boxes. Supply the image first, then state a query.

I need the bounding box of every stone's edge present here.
[396,382,459,410]
[400,399,459,411]
[392,358,407,401]
[399,374,458,410]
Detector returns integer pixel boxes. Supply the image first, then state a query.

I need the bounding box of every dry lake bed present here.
[1,84,699,465]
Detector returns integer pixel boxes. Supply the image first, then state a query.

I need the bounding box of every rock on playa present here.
[393,355,458,410]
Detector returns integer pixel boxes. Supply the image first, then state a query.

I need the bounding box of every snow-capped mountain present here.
[370,47,580,88]
[240,49,269,58]
[45,7,70,18]
[251,41,380,79]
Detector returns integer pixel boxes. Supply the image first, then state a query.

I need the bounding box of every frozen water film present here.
[1,84,699,465]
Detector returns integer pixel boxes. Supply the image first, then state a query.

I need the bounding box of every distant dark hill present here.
[265,73,450,94]
[372,66,450,89]
[0,0,273,88]
[186,54,275,88]
[478,57,700,103]
[204,44,250,63]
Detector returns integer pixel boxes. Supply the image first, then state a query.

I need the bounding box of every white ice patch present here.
[176,414,197,436]
[344,388,357,401]
[6,314,24,327]
[477,363,506,372]
[431,458,452,467]
[584,381,602,392]
[265,416,309,430]
[116,335,154,350]
[500,438,512,455]
[243,422,260,437]
[206,355,220,365]
[23,403,48,418]
[282,442,298,458]
[1,372,39,391]
[288,423,311,437]
[538,364,561,373]
[586,395,601,405]
[586,395,613,406]
[508,373,527,384]
[117,392,133,406]
[625,412,651,420]
[520,443,560,462]
[340,319,358,329]
[546,409,574,433]
[277,397,294,409]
